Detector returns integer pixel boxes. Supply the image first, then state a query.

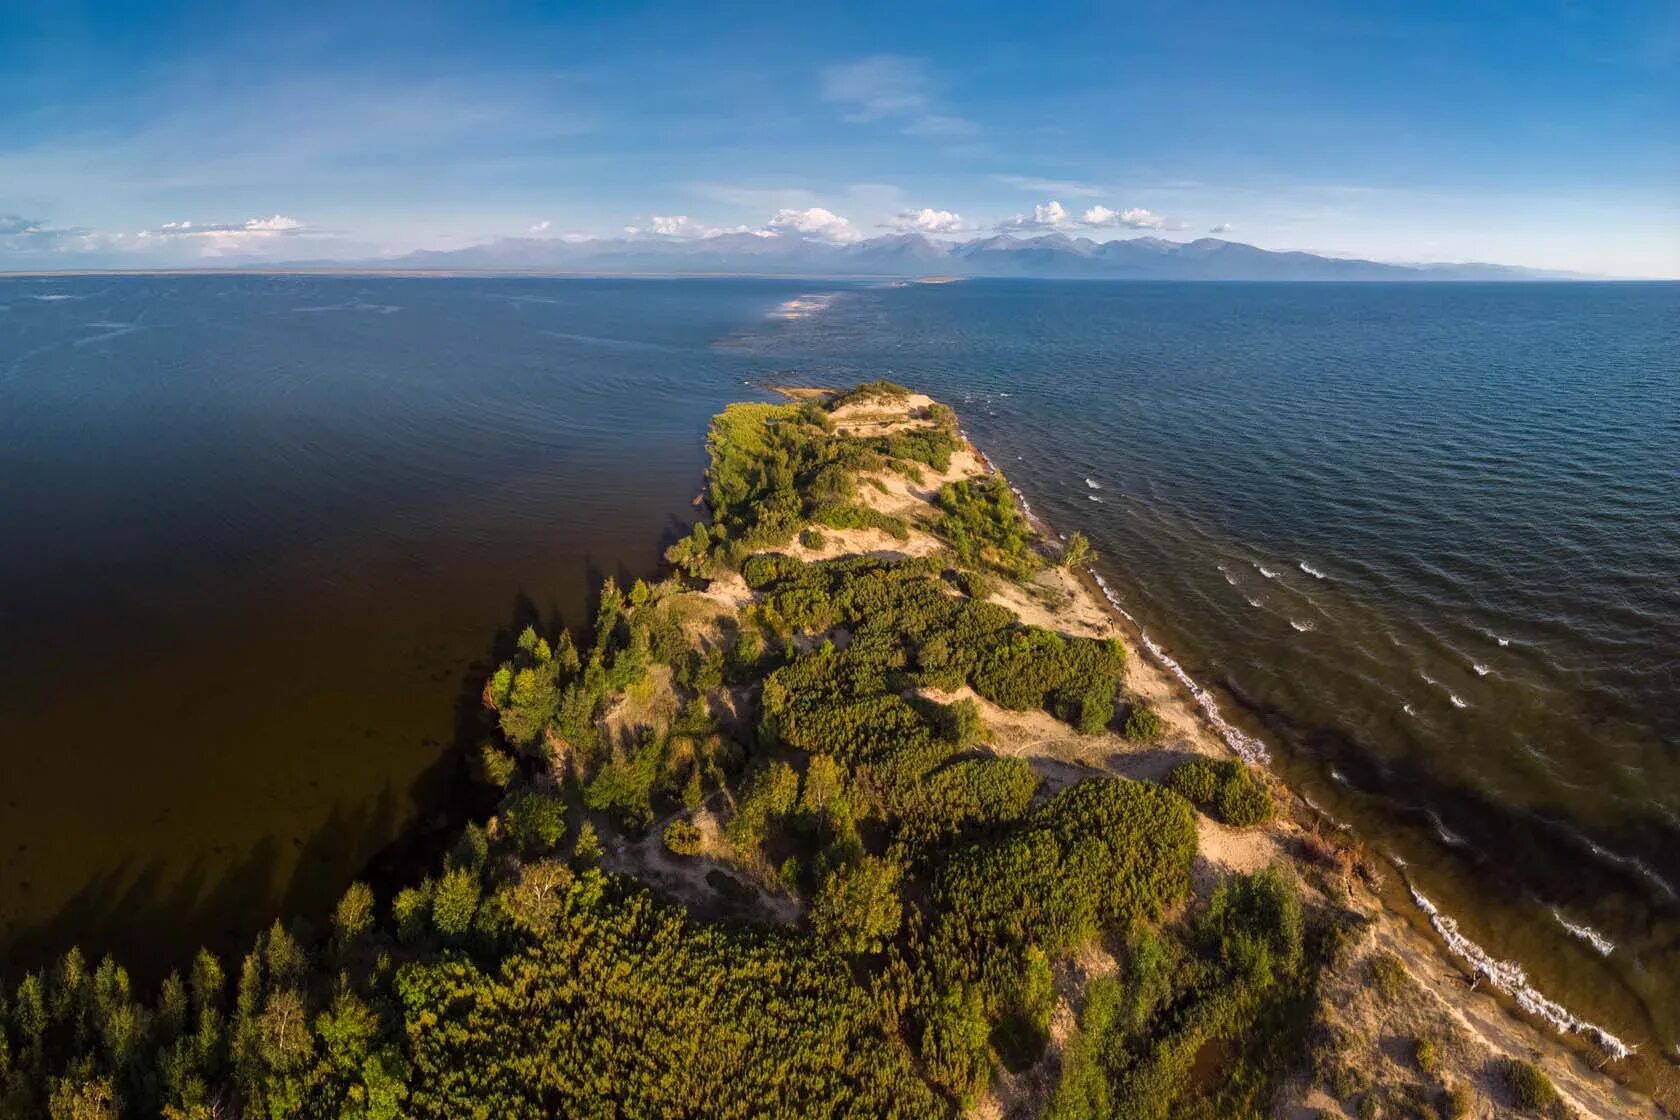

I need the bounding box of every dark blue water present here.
[2,274,1676,1071]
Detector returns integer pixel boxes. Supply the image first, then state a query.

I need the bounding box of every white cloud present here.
[529,219,551,233]
[765,206,860,242]
[145,214,310,254]
[991,174,1105,198]
[820,55,976,137]
[626,214,756,240]
[997,200,1070,231]
[1210,223,1233,234]
[1079,205,1167,230]
[884,208,974,234]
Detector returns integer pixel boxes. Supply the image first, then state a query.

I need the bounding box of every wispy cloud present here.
[1210,223,1233,234]
[820,56,976,137]
[529,219,551,233]
[624,215,758,239]
[0,215,96,254]
[142,214,311,254]
[622,207,860,244]
[991,174,1105,198]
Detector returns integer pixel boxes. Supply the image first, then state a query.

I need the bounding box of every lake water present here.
[1,274,1676,1076]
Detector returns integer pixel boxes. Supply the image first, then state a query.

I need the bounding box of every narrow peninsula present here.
[0,384,1656,1119]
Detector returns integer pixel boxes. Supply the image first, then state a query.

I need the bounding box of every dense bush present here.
[1123,701,1163,741]
[1166,757,1275,827]
[932,475,1042,579]
[1501,1058,1557,1111]
[663,819,704,856]
[501,789,569,853]
[810,855,903,955]
[396,884,948,1119]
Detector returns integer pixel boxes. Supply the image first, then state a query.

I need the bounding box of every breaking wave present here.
[1552,911,1615,957]
[1298,561,1326,579]
[1409,886,1631,1060]
[1290,619,1315,632]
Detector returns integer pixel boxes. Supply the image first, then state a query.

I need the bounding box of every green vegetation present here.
[932,475,1042,579]
[1367,949,1409,1003]
[1061,529,1092,570]
[0,383,1353,1120]
[1166,757,1276,827]
[1123,700,1163,741]
[1501,1057,1557,1112]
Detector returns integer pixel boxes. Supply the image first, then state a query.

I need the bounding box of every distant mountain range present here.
[337,232,1576,281]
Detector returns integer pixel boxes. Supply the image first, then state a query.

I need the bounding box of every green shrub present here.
[1123,701,1163,741]
[932,476,1041,578]
[477,743,518,787]
[662,819,704,856]
[799,527,825,549]
[1442,1081,1473,1119]
[1166,757,1274,827]
[1218,774,1275,828]
[1368,950,1408,1002]
[1166,758,1221,803]
[430,867,480,942]
[1500,1058,1556,1111]
[1061,530,1092,570]
[829,379,910,408]
[1413,1035,1438,1074]
[502,790,569,853]
[810,856,902,954]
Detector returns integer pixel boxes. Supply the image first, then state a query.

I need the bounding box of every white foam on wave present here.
[1218,565,1237,586]
[1290,619,1315,632]
[1088,495,1104,503]
[971,441,1267,765]
[1245,596,1263,608]
[1552,911,1615,957]
[1449,693,1468,709]
[1427,810,1467,847]
[1299,561,1326,579]
[1409,885,1632,1060]
[32,293,79,301]
[1085,477,1101,490]
[1554,824,1678,902]
[295,302,401,314]
[1472,663,1490,677]
[1497,636,1511,647]
[1091,570,1270,765]
[1402,703,1417,716]
[1254,564,1278,579]
[1420,670,1438,686]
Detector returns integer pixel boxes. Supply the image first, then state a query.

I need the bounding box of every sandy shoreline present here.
[971,434,1664,1118]
[767,382,1663,1116]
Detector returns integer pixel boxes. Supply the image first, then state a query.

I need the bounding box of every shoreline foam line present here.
[968,438,1268,766]
[967,428,1636,1067]
[1410,885,1632,1060]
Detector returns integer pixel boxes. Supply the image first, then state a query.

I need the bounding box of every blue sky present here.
[2,0,1675,274]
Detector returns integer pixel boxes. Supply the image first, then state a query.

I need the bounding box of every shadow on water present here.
[1,593,556,986]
